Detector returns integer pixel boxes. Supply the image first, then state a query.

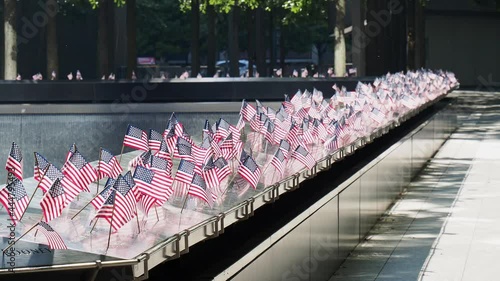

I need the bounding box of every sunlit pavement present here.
[330,91,500,281]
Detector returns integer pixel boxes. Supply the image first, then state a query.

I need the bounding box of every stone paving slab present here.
[330,91,498,281]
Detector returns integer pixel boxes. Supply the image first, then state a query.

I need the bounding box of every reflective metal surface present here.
[360,166,378,236]
[338,179,360,259]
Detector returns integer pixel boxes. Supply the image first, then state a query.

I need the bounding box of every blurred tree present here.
[4,0,17,80]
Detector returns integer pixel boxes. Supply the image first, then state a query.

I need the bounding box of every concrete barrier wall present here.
[229,105,457,281]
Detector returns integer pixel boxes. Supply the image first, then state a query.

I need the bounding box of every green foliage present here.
[88,0,126,9]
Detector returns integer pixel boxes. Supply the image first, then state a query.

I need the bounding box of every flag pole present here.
[3,223,38,254]
[105,203,116,251]
[71,193,100,220]
[154,206,159,221]
[20,165,49,222]
[180,192,189,214]
[118,144,125,166]
[96,148,103,194]
[90,219,99,233]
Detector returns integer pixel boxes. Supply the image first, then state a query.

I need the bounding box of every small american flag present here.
[91,178,115,210]
[216,118,231,140]
[94,188,116,225]
[154,139,171,161]
[203,120,214,137]
[175,159,196,185]
[129,150,152,169]
[123,125,149,151]
[325,135,339,151]
[174,136,195,162]
[279,140,291,159]
[240,100,257,122]
[291,145,316,170]
[271,149,286,177]
[98,148,122,179]
[0,178,29,224]
[202,157,220,191]
[39,164,64,193]
[64,143,77,163]
[34,152,50,182]
[40,178,66,222]
[261,119,275,144]
[214,157,231,181]
[150,153,173,176]
[238,154,261,189]
[133,165,173,214]
[189,173,212,206]
[148,129,164,151]
[6,142,23,181]
[369,108,385,124]
[35,221,67,249]
[62,151,98,201]
[109,175,137,231]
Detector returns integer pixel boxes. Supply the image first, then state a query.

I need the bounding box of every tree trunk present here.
[126,0,137,79]
[415,0,425,68]
[255,7,265,76]
[279,23,286,72]
[228,4,240,77]
[206,2,216,77]
[46,0,58,79]
[4,0,17,80]
[268,11,275,77]
[98,0,109,77]
[247,9,255,77]
[334,0,346,76]
[191,0,200,77]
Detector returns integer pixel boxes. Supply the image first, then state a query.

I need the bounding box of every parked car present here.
[216,60,256,77]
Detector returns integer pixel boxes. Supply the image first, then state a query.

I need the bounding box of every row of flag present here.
[0,69,458,250]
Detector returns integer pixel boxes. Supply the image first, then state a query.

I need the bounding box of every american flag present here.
[189,173,212,206]
[0,178,29,224]
[261,118,275,144]
[148,129,164,151]
[39,164,64,193]
[133,165,173,214]
[40,178,66,222]
[166,112,184,137]
[175,159,196,185]
[202,158,220,191]
[129,150,152,169]
[291,145,316,170]
[174,136,194,162]
[94,189,116,226]
[240,100,257,122]
[214,157,231,181]
[203,120,214,137]
[34,152,50,182]
[301,120,315,144]
[91,178,115,210]
[108,175,137,231]
[282,94,295,115]
[62,151,98,199]
[325,135,339,151]
[98,148,122,180]
[287,122,303,149]
[123,170,140,201]
[150,152,173,176]
[123,125,149,151]
[216,118,231,140]
[279,139,291,159]
[144,157,174,195]
[154,139,171,161]
[369,107,385,124]
[6,142,23,181]
[271,149,286,177]
[220,133,236,160]
[238,154,261,189]
[35,221,67,249]
[64,143,77,163]
[163,126,178,153]
[312,119,328,142]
